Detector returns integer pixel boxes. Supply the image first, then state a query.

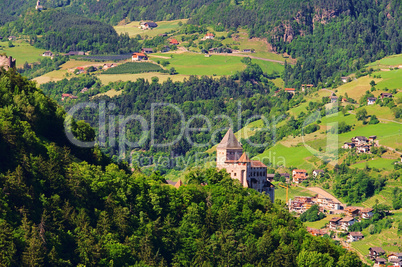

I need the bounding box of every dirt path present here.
[305,187,343,204]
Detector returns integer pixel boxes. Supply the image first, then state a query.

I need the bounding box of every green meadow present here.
[114,19,187,38]
[155,53,246,76]
[273,183,314,202]
[0,40,45,67]
[350,158,397,171]
[375,68,402,90]
[368,53,402,67]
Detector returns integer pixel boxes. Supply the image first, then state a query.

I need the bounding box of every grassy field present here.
[350,158,397,171]
[253,58,284,74]
[114,19,187,38]
[304,215,339,229]
[0,40,45,67]
[92,89,123,99]
[221,28,289,62]
[96,73,190,84]
[33,69,67,84]
[375,68,402,90]
[254,143,320,170]
[353,180,401,207]
[154,52,246,76]
[336,76,383,101]
[273,183,314,202]
[368,53,402,67]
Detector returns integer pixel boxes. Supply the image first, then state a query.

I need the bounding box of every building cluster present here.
[367,92,393,106]
[61,93,78,101]
[342,135,377,153]
[291,169,324,184]
[289,194,341,214]
[369,247,402,267]
[139,21,158,30]
[216,129,275,202]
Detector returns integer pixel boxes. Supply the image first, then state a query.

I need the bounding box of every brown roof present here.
[348,232,363,237]
[370,247,385,254]
[329,217,342,222]
[340,216,354,222]
[361,208,373,213]
[285,88,295,91]
[238,152,250,162]
[250,160,267,168]
[217,129,242,149]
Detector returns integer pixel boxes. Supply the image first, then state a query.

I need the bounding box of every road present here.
[305,187,343,204]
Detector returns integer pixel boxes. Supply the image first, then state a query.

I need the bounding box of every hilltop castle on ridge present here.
[216,129,275,202]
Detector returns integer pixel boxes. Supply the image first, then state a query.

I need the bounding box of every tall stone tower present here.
[216,128,243,169]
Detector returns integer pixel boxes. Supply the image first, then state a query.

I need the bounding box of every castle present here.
[0,55,16,70]
[216,129,275,202]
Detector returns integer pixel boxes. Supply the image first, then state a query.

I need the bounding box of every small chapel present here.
[216,129,275,202]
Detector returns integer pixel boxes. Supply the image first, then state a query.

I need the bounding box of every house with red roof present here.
[169,39,179,45]
[132,53,148,61]
[205,33,215,39]
[292,169,308,184]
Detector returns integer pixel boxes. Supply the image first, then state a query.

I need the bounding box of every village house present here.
[375,257,386,267]
[345,207,361,217]
[205,33,215,39]
[301,84,314,92]
[36,0,44,10]
[80,87,89,93]
[280,173,290,182]
[216,129,275,202]
[285,88,296,95]
[342,142,355,149]
[307,227,328,237]
[169,39,179,45]
[266,174,275,181]
[159,33,167,37]
[339,216,355,231]
[61,93,78,101]
[388,253,402,264]
[368,97,377,105]
[292,169,308,184]
[132,53,148,61]
[329,217,342,230]
[140,21,158,29]
[161,46,171,53]
[356,145,371,153]
[347,232,364,242]
[102,63,116,70]
[369,247,386,260]
[75,67,85,74]
[341,76,349,83]
[289,196,314,213]
[0,55,16,70]
[242,49,252,52]
[313,169,324,177]
[42,51,53,57]
[330,95,338,103]
[361,208,374,219]
[141,48,154,54]
[380,93,393,99]
[352,136,369,145]
[369,135,377,142]
[166,179,183,189]
[8,36,16,41]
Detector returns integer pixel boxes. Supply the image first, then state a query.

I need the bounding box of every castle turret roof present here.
[238,152,250,162]
[217,128,242,149]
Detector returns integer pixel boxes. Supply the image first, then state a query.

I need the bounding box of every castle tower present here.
[216,128,243,169]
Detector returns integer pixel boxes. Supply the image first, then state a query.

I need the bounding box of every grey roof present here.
[217,129,242,149]
[370,247,385,253]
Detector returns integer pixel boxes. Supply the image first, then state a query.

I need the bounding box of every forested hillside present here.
[0,10,140,54]
[0,69,365,266]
